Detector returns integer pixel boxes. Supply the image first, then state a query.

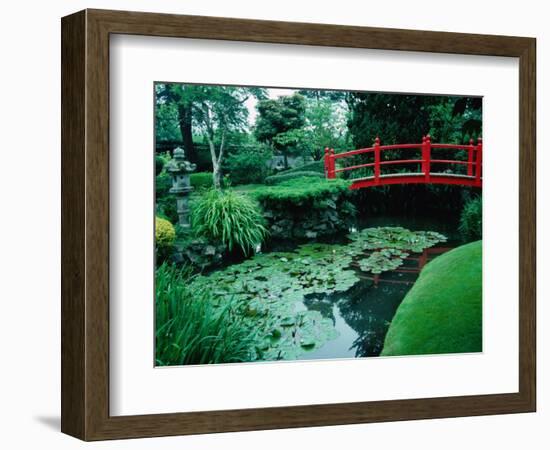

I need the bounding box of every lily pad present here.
[187,226,446,362]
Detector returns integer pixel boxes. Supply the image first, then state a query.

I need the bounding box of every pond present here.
[299,215,461,360]
[192,214,461,362]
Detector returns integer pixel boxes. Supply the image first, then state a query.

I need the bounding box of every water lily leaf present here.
[187,226,446,361]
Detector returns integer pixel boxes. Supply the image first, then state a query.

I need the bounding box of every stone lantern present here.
[165,147,196,228]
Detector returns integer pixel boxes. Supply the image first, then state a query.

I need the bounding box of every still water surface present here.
[296,214,461,359]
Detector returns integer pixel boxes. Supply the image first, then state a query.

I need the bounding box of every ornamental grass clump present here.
[155,264,255,366]
[191,188,268,255]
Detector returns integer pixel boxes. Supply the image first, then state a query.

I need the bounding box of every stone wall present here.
[261,195,356,240]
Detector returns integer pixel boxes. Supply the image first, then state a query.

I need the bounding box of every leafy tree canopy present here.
[255,94,306,148]
[347,92,482,148]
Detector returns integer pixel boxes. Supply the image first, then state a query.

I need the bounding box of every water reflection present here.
[299,244,455,360]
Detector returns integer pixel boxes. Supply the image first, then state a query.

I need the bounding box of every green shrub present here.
[155,217,176,263]
[265,171,324,185]
[252,177,351,206]
[459,196,482,241]
[155,155,165,176]
[155,217,176,248]
[276,160,325,175]
[250,177,355,240]
[226,149,271,185]
[190,172,214,190]
[191,189,268,255]
[156,197,178,225]
[156,172,172,197]
[155,264,255,366]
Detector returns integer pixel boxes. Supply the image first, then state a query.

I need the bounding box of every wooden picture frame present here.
[61,9,536,441]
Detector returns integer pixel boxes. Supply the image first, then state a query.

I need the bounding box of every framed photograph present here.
[61,9,536,440]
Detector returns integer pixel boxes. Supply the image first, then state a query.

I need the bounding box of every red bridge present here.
[324,135,482,190]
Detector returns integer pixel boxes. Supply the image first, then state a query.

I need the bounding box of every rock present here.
[260,192,356,241]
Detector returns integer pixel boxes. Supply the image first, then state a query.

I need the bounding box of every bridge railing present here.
[324,135,482,185]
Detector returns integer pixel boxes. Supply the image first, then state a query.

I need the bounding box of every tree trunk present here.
[206,134,223,190]
[178,103,196,163]
[212,163,222,190]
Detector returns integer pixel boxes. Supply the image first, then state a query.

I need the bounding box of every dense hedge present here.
[155,155,166,176]
[275,160,325,175]
[156,172,172,197]
[190,172,214,189]
[253,177,350,206]
[264,171,324,185]
[250,177,355,240]
[459,196,482,241]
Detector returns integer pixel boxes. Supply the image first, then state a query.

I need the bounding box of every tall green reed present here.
[191,188,268,255]
[155,263,255,366]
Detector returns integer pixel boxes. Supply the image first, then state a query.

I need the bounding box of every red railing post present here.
[374,137,381,183]
[422,134,431,181]
[324,147,330,178]
[328,148,336,179]
[421,136,426,173]
[475,137,482,186]
[467,138,474,177]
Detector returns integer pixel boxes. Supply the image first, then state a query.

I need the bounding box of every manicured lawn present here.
[381,240,482,356]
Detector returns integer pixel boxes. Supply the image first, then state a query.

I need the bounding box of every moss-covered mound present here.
[381,240,482,356]
[248,177,355,240]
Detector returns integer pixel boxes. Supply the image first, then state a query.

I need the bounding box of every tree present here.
[155,99,181,142]
[191,85,265,189]
[254,94,306,168]
[346,93,482,148]
[347,93,438,147]
[297,89,348,102]
[155,83,198,162]
[302,96,350,159]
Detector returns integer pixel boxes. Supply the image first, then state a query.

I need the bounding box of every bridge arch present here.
[324,135,482,190]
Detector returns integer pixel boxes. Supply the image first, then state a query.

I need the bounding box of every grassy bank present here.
[381,240,482,356]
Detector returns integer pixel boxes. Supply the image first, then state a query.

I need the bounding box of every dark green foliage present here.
[255,94,306,167]
[252,177,351,206]
[155,155,166,176]
[225,147,272,185]
[191,189,268,255]
[155,197,178,227]
[347,93,436,147]
[154,97,181,142]
[155,172,177,224]
[155,264,255,366]
[190,172,214,190]
[275,160,325,175]
[251,178,355,240]
[428,98,482,143]
[255,94,306,143]
[265,171,324,185]
[155,172,178,224]
[459,196,482,241]
[347,93,482,148]
[451,97,483,138]
[155,172,172,197]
